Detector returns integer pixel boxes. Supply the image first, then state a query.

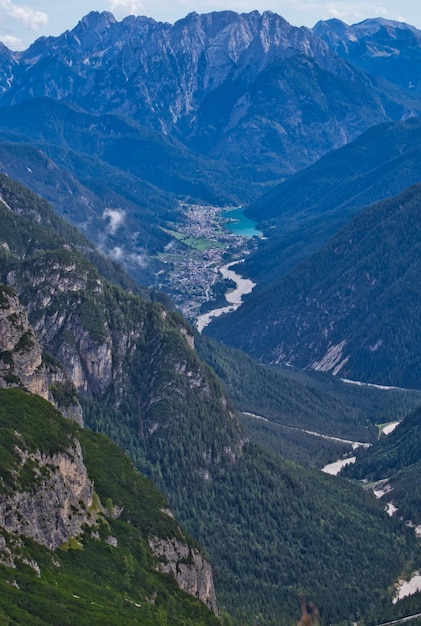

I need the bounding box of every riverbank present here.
[196,260,256,333]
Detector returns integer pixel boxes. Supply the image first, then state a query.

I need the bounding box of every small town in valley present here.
[155,202,260,324]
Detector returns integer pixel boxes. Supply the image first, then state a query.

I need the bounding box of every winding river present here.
[196,260,256,333]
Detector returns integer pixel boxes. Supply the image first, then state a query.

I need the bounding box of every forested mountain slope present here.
[208,183,421,389]
[0,174,417,624]
[0,389,219,625]
[242,116,421,287]
[344,406,421,525]
[196,334,421,467]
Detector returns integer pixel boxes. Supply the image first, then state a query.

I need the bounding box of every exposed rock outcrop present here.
[0,440,95,550]
[0,285,48,399]
[0,284,83,424]
[148,535,219,617]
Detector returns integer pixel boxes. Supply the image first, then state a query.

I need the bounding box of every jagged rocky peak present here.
[78,10,117,30]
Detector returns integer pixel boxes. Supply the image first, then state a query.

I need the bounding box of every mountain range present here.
[314,17,421,92]
[0,8,421,624]
[2,9,418,183]
[0,10,420,288]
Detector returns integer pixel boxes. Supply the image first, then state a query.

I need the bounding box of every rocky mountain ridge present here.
[314,17,421,92]
[0,11,419,182]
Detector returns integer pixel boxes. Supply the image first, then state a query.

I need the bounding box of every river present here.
[196,260,256,333]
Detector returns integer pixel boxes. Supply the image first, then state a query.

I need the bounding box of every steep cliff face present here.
[149,535,219,616]
[0,285,48,399]
[0,389,220,623]
[0,284,83,424]
[0,439,95,551]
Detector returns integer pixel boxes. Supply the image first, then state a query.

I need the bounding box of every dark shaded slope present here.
[208,183,421,389]
[244,116,421,286]
[0,97,252,204]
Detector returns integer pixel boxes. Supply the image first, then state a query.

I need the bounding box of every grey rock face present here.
[0,441,94,550]
[0,285,83,424]
[148,535,219,616]
[0,286,49,399]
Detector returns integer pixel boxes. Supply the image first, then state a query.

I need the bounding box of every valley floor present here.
[154,203,260,322]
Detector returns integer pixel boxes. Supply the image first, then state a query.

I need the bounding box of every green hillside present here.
[0,389,219,626]
[0,174,419,624]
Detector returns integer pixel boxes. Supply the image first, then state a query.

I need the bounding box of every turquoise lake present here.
[223,208,262,238]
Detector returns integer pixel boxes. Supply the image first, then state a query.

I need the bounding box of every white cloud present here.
[128,252,148,268]
[0,33,23,49]
[108,246,148,268]
[0,0,48,30]
[108,0,145,15]
[109,246,123,260]
[103,208,126,235]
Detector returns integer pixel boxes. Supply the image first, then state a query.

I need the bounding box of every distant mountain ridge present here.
[0,10,420,183]
[314,17,421,92]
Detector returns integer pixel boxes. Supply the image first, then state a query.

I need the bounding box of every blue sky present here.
[1,0,421,50]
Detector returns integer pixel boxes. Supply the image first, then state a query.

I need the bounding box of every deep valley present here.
[0,7,420,626]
